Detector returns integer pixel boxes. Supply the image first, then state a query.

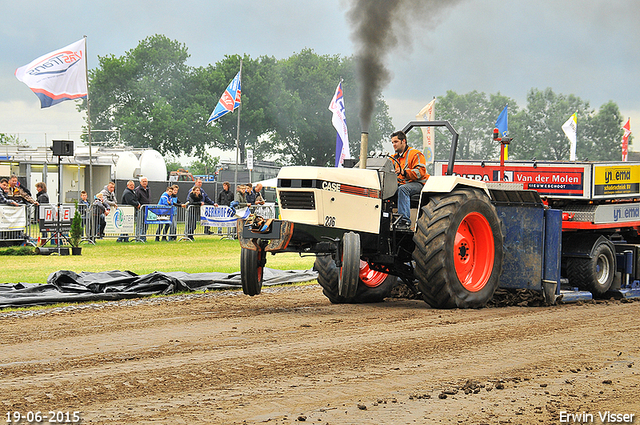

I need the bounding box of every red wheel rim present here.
[453,212,494,292]
[359,260,388,288]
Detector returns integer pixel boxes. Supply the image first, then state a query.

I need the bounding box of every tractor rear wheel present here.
[413,188,504,309]
[241,247,264,296]
[315,255,396,304]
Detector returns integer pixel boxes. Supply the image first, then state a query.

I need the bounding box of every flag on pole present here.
[15,38,87,108]
[207,71,241,123]
[416,98,436,163]
[495,105,508,137]
[328,81,351,167]
[562,112,578,161]
[622,118,631,161]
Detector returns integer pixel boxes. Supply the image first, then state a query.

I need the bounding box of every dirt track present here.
[1,285,638,424]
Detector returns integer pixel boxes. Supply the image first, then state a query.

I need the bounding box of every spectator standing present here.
[245,183,256,206]
[189,178,215,234]
[35,182,49,205]
[233,184,247,209]
[215,181,234,234]
[191,178,215,204]
[135,177,150,242]
[168,185,183,241]
[251,183,266,205]
[0,179,20,206]
[117,180,140,242]
[155,186,173,242]
[185,186,204,240]
[8,175,38,206]
[215,181,234,207]
[78,191,90,236]
[92,193,110,240]
[78,190,90,208]
[35,182,49,240]
[100,182,118,210]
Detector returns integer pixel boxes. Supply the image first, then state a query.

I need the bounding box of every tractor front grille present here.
[280,191,316,210]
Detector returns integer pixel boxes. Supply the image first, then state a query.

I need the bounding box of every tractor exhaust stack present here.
[359,132,369,169]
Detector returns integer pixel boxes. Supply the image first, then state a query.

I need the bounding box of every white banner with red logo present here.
[15,38,87,108]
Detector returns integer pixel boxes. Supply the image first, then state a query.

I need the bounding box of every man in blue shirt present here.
[155,187,173,242]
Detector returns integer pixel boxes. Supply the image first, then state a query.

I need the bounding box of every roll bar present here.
[401,120,459,176]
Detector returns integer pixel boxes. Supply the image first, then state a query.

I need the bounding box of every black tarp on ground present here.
[0,268,318,308]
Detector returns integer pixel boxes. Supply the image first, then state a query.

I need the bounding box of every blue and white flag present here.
[495,105,508,137]
[15,38,88,109]
[208,71,241,123]
[328,81,351,167]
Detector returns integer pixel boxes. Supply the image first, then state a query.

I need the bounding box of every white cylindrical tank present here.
[139,150,167,181]
[114,152,139,181]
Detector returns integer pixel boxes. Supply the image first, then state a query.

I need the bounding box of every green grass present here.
[1,236,315,284]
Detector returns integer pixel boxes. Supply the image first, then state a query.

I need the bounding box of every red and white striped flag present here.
[622,118,631,161]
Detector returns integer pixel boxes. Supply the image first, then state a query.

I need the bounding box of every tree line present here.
[81,34,631,167]
[429,89,632,163]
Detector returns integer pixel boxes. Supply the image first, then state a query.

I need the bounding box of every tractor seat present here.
[410,193,420,208]
[388,192,421,209]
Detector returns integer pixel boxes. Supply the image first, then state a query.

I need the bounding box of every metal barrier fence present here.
[0,205,33,246]
[0,204,84,247]
[0,203,278,245]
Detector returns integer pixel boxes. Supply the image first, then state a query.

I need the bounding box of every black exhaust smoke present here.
[346,0,463,133]
[347,0,401,133]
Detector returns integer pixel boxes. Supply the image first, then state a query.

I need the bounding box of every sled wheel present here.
[566,237,615,297]
[338,232,360,298]
[241,247,264,296]
[315,255,396,304]
[413,188,504,309]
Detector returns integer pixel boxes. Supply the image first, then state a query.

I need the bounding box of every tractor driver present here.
[390,130,428,230]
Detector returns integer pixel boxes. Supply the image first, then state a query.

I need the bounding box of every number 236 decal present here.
[324,216,336,227]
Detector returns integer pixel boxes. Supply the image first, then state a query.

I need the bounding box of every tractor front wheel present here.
[241,247,265,296]
[338,232,361,298]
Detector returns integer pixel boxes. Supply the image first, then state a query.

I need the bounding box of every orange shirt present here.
[392,146,429,185]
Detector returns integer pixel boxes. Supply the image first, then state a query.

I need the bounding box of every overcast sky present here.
[1,0,638,160]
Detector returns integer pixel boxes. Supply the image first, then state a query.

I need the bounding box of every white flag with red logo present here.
[329,81,351,167]
[416,98,436,163]
[15,38,87,108]
[622,118,631,161]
